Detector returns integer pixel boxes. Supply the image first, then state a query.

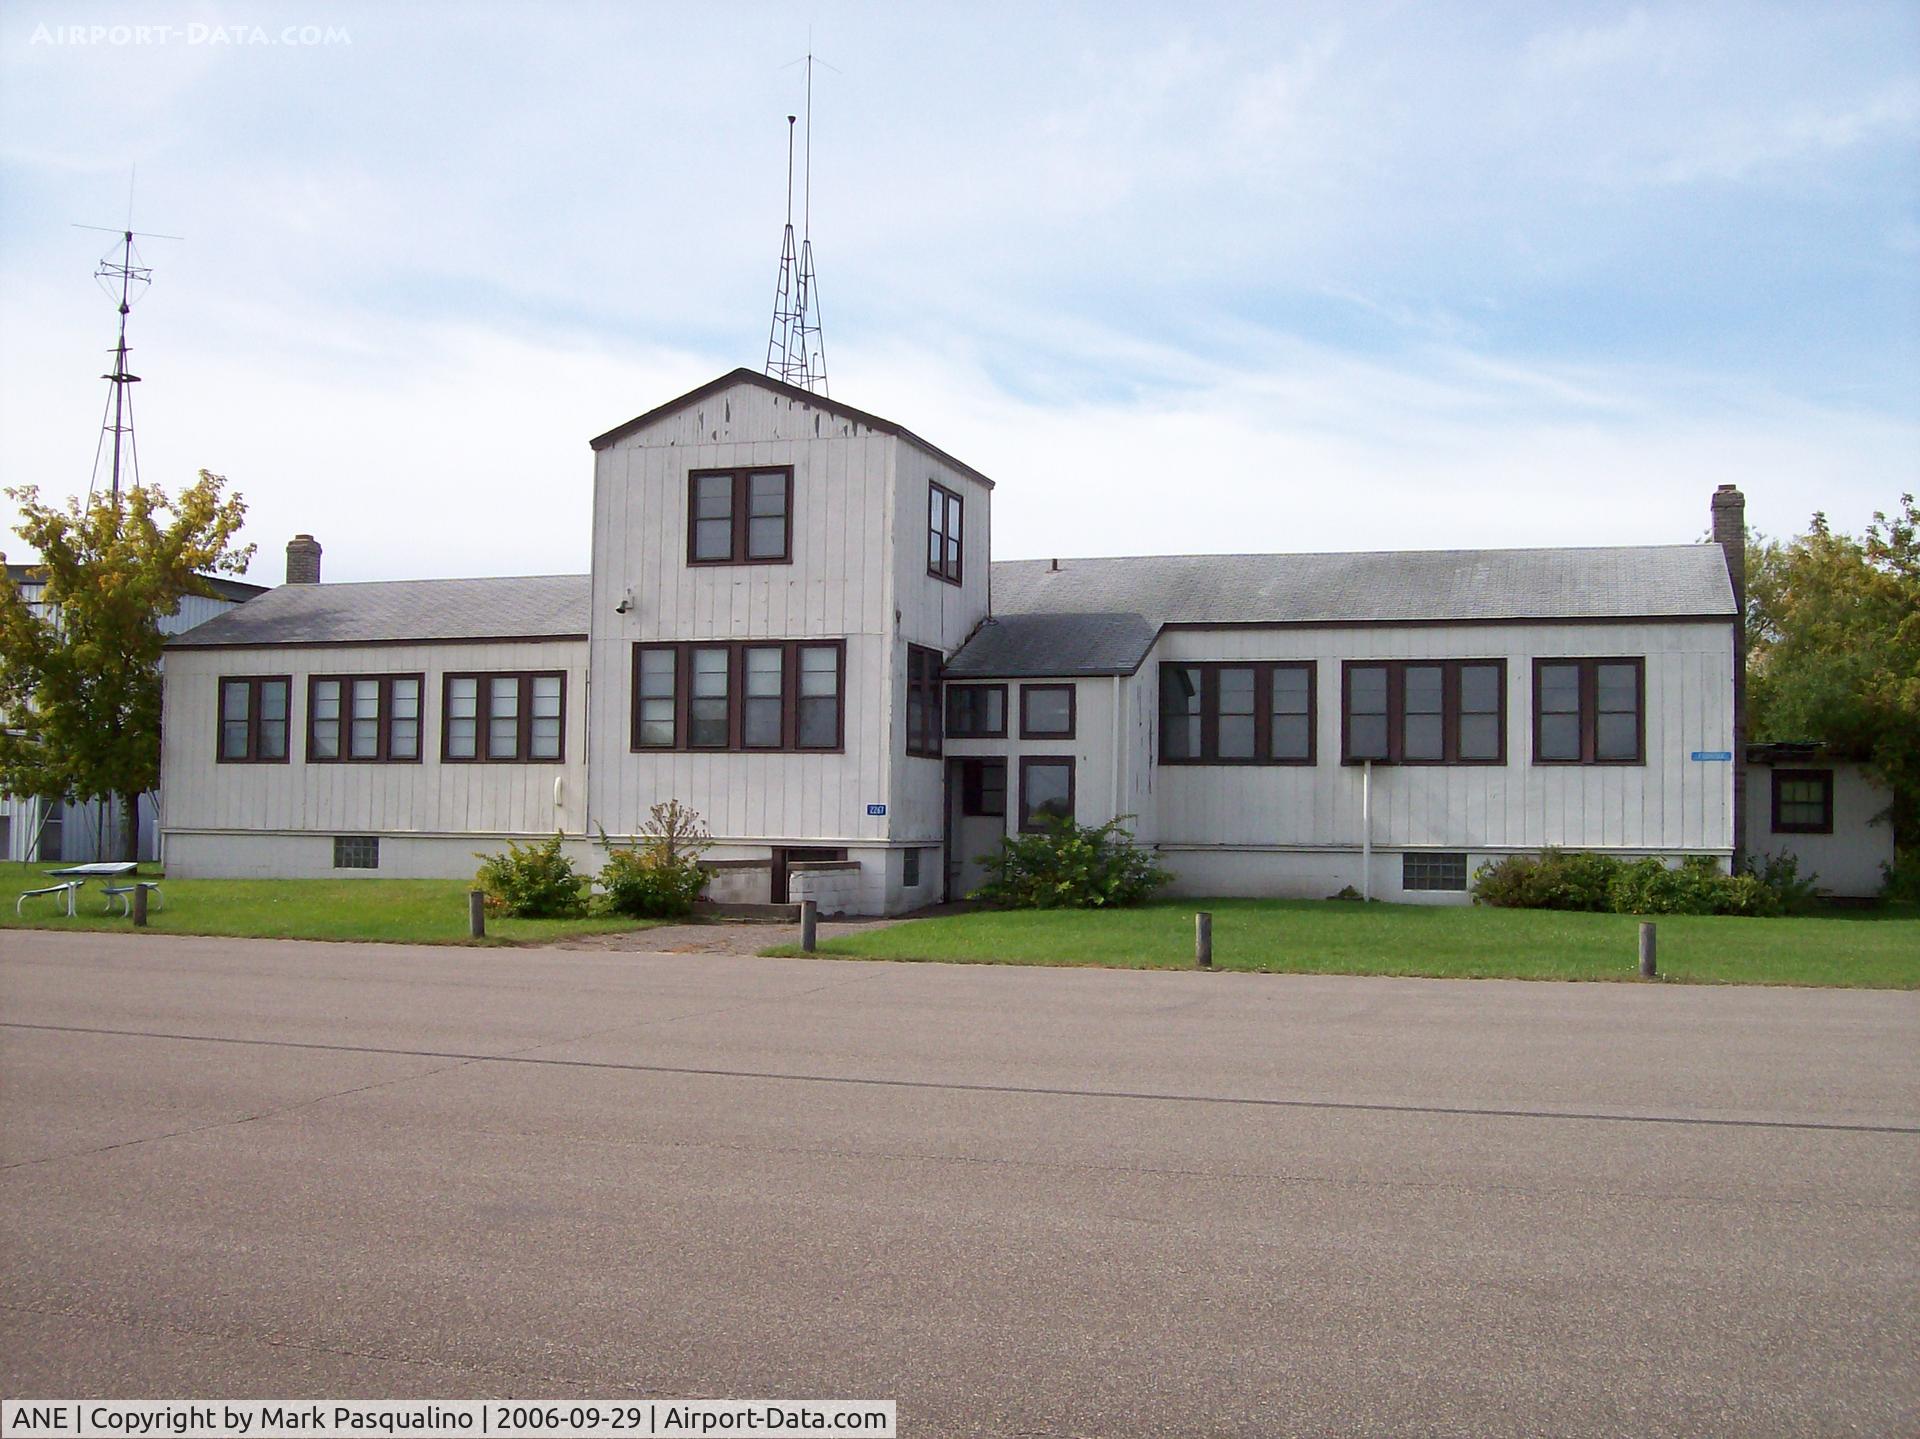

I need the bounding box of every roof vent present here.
[286,534,322,585]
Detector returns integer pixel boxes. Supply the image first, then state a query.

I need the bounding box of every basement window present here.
[333,835,380,870]
[1403,852,1468,892]
[903,847,922,888]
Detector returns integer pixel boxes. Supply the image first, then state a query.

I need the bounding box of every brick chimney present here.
[1711,485,1746,866]
[285,534,322,585]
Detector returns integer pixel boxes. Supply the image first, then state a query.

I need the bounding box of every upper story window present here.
[946,683,1007,739]
[1020,683,1076,739]
[928,481,963,584]
[1532,658,1644,765]
[443,671,566,763]
[308,674,423,763]
[1342,660,1505,765]
[907,645,943,757]
[687,467,793,566]
[1771,769,1833,834]
[218,676,290,763]
[631,640,844,753]
[1159,662,1315,765]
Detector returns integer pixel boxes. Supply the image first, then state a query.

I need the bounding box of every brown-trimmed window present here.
[928,481,963,584]
[1159,662,1316,765]
[907,645,943,757]
[687,467,793,565]
[1771,769,1833,834]
[1020,683,1076,739]
[1342,660,1506,765]
[946,683,1007,738]
[1019,756,1075,831]
[959,757,1007,817]
[629,640,844,752]
[1532,658,1644,765]
[218,676,291,763]
[308,674,423,763]
[442,671,566,763]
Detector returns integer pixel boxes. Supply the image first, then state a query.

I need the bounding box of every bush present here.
[1606,855,1779,917]
[1472,848,1623,911]
[1741,850,1821,914]
[1475,849,1798,917]
[474,833,586,918]
[1882,849,1920,902]
[971,815,1171,909]
[594,800,712,919]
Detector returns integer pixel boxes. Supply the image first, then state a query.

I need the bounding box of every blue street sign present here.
[1690,751,1733,762]
[866,803,887,816]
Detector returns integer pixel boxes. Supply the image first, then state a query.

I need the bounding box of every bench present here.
[16,881,83,918]
[101,881,164,917]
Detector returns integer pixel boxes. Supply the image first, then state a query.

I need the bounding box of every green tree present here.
[1747,494,1919,849]
[0,473,253,860]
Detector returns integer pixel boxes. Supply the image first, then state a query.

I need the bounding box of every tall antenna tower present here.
[76,199,178,506]
[765,53,827,394]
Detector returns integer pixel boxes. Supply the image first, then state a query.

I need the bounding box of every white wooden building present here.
[157,368,1891,909]
[2,562,264,865]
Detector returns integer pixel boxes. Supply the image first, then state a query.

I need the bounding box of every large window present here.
[442,672,566,762]
[1771,769,1833,834]
[928,481,963,584]
[946,684,1006,739]
[1159,662,1316,765]
[1020,684,1076,740]
[1531,658,1644,765]
[1342,660,1505,765]
[687,467,793,565]
[907,645,943,757]
[1019,756,1075,832]
[218,676,291,763]
[308,674,423,763]
[630,641,844,752]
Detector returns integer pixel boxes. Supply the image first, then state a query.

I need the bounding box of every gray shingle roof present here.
[167,574,590,648]
[950,545,1734,677]
[943,611,1160,678]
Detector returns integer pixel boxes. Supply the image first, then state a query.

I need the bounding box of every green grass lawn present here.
[0,863,657,946]
[769,897,1920,988]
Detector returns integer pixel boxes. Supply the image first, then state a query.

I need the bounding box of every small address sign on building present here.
[867,803,887,816]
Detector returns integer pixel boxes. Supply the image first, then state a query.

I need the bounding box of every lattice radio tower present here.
[765,53,828,394]
[75,198,179,506]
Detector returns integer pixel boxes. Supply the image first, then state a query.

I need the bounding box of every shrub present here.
[1882,849,1920,902]
[474,833,586,918]
[1741,850,1821,914]
[594,800,712,918]
[1606,855,1779,917]
[1472,848,1623,911]
[971,815,1171,910]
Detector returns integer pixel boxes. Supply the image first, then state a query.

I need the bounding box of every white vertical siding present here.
[160,640,588,861]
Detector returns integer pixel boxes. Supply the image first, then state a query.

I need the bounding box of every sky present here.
[1,1,1916,584]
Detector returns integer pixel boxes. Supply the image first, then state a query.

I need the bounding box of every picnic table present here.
[15,862,162,918]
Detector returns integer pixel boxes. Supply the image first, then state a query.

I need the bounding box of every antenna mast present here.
[76,192,178,506]
[765,52,828,394]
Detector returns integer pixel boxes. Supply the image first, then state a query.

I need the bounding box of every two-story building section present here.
[162,366,1888,909]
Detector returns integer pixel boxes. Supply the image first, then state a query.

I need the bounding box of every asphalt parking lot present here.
[2,931,1916,1437]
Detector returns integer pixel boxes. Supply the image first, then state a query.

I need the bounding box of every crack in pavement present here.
[6,1021,1917,1136]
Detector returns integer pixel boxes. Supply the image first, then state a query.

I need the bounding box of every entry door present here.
[946,757,1008,901]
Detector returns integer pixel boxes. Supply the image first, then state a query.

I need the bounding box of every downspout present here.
[1111,674,1123,823]
[1361,760,1373,902]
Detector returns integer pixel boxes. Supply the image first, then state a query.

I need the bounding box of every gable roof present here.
[166,574,590,649]
[588,367,996,489]
[948,545,1736,677]
[6,561,266,604]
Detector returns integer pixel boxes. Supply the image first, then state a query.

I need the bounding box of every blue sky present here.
[2,1,1915,582]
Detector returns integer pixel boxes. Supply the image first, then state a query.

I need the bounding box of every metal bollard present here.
[131,884,148,928]
[1196,911,1213,969]
[800,899,818,952]
[1638,921,1657,979]
[468,889,486,939]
